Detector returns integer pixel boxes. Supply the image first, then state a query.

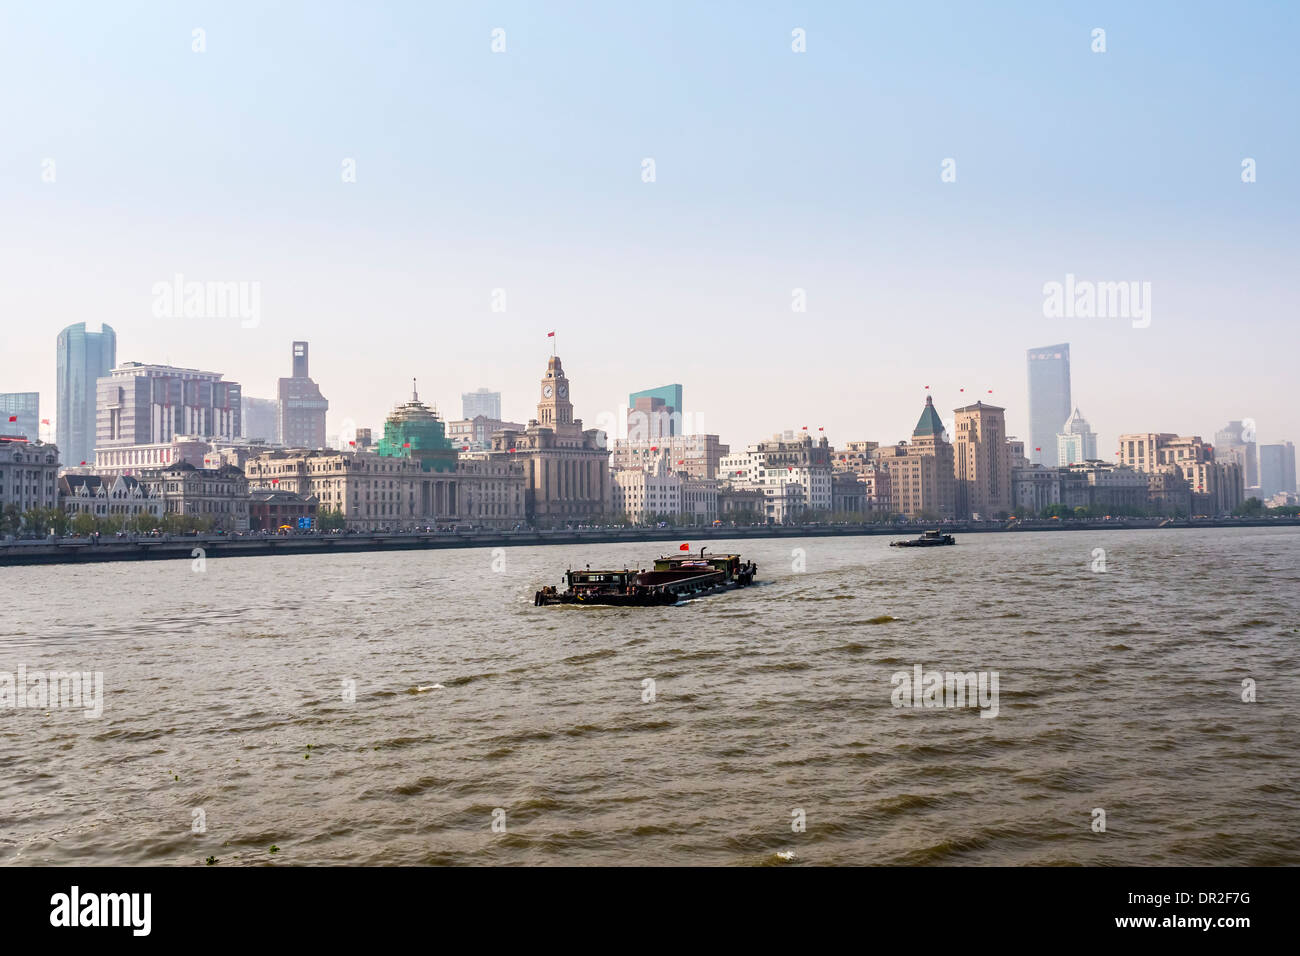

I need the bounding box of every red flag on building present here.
[547,331,555,337]
[7,416,15,422]
[41,419,50,424]
[403,442,410,448]
[349,441,356,446]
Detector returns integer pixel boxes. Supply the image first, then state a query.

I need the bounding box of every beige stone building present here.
[877,396,955,519]
[141,461,250,532]
[489,356,610,522]
[952,401,1012,519]
[245,448,525,530]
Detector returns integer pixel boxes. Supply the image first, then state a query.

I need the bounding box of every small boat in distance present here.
[890,529,956,548]
[535,548,757,606]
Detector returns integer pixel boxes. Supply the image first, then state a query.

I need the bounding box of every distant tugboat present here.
[534,548,757,606]
[890,529,956,548]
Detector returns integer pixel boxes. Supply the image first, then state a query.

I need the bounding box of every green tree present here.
[316,508,346,532]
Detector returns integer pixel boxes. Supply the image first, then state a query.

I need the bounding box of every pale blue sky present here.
[2,1,1296,456]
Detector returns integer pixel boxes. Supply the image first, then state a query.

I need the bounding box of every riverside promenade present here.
[1,517,1295,567]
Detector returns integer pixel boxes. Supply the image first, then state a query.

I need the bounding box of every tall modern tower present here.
[278,341,329,449]
[57,322,116,467]
[1026,344,1071,467]
[1258,442,1296,499]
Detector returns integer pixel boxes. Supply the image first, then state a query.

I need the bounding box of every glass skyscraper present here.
[0,392,40,440]
[56,322,116,467]
[1026,344,1071,468]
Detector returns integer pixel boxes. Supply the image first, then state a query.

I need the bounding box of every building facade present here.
[719,432,833,523]
[627,384,683,440]
[1214,421,1258,490]
[57,322,116,468]
[612,434,728,480]
[1258,442,1297,499]
[60,474,163,524]
[447,415,527,454]
[953,400,1012,519]
[461,388,502,421]
[278,341,329,449]
[0,393,40,441]
[0,438,60,521]
[878,396,956,519]
[1057,406,1098,466]
[139,462,250,532]
[246,447,524,530]
[1027,343,1071,467]
[242,396,281,444]
[96,363,242,469]
[490,356,610,522]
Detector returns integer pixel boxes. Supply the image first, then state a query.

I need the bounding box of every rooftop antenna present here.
[412,378,419,402]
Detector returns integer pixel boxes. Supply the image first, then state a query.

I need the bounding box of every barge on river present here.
[534,549,757,606]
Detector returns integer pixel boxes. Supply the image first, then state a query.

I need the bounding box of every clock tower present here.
[537,356,574,428]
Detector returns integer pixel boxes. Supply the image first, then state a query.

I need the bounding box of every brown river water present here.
[2,527,1297,865]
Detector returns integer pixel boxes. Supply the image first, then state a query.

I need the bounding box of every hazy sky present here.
[2,1,1296,458]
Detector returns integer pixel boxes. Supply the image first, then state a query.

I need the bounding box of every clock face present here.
[558,384,568,398]
[543,385,553,398]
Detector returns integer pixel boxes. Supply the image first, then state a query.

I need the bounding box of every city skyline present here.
[2,2,1296,457]
[14,328,1293,470]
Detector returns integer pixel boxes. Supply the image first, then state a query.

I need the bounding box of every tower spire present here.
[412,378,418,402]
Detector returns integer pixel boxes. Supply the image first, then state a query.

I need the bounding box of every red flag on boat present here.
[679,543,690,551]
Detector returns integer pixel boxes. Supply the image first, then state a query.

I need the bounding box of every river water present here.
[2,527,1297,866]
